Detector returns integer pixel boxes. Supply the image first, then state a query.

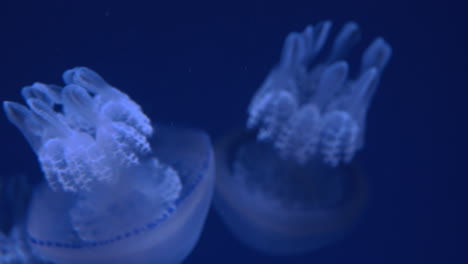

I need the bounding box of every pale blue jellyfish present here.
[3,67,215,264]
[214,21,392,255]
[1,174,39,264]
[1,225,40,264]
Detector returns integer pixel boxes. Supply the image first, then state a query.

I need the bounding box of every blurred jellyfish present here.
[214,21,392,255]
[1,174,40,264]
[3,67,214,264]
[1,173,34,233]
[1,225,41,264]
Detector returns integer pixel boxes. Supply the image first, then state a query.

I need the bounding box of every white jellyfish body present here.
[3,67,214,264]
[214,21,391,255]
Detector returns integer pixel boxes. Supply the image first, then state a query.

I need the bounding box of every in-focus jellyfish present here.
[3,67,214,264]
[214,21,392,255]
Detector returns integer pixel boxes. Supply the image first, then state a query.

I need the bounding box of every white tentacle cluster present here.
[247,21,392,166]
[4,67,154,192]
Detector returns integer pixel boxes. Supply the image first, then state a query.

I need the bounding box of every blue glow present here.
[2,68,215,264]
[214,21,392,255]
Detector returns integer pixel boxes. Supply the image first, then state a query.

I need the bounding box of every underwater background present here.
[1,0,466,263]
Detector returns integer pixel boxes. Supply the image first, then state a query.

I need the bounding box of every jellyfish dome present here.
[214,21,392,255]
[3,67,215,264]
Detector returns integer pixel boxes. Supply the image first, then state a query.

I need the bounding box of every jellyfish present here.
[1,225,40,264]
[3,67,215,264]
[214,21,392,255]
[1,174,38,264]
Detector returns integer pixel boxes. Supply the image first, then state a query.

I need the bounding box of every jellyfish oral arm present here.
[3,67,157,192]
[247,21,392,166]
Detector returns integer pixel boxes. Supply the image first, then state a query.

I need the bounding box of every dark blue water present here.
[1,0,466,263]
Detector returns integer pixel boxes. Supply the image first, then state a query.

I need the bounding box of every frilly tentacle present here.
[247,21,392,166]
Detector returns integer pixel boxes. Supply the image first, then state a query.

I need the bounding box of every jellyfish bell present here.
[214,21,391,255]
[26,126,214,264]
[4,67,214,264]
[214,131,367,255]
[27,126,214,264]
